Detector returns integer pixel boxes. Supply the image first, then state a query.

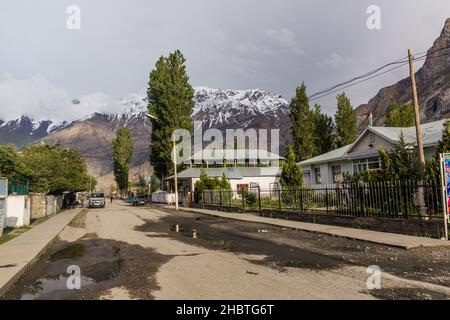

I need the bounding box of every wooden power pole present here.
[172,137,179,211]
[408,49,427,216]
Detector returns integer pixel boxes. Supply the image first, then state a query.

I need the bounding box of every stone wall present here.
[29,194,63,220]
[29,194,46,219]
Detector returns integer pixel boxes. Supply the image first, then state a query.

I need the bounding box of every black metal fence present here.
[198,181,445,220]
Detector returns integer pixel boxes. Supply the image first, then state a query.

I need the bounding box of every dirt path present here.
[3,202,450,300]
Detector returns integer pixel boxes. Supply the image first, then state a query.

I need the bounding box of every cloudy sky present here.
[0,0,449,121]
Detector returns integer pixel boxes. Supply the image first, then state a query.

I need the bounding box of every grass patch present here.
[0,226,32,245]
[0,234,15,245]
[50,243,85,261]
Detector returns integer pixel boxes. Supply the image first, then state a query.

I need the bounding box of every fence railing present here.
[196,180,445,219]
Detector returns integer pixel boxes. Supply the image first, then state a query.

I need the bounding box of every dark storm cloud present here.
[0,0,449,120]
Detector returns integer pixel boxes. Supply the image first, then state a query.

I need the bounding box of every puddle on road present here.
[21,275,95,300]
[2,236,172,300]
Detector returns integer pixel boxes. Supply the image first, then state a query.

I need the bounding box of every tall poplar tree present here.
[385,101,414,127]
[147,50,194,180]
[112,127,133,193]
[313,104,334,155]
[289,83,316,162]
[334,92,357,148]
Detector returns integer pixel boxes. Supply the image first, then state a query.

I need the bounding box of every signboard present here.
[442,154,450,224]
[0,178,7,198]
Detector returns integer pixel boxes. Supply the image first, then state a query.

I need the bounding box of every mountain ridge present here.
[355,18,450,129]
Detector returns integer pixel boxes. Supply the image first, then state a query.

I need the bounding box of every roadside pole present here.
[439,154,449,240]
[408,49,427,217]
[173,137,179,211]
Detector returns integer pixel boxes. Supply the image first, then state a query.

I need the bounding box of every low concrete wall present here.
[192,204,446,239]
[5,196,30,228]
[259,209,445,239]
[152,192,182,204]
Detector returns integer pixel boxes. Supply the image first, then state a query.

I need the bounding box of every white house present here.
[170,167,282,195]
[166,148,284,195]
[299,119,448,187]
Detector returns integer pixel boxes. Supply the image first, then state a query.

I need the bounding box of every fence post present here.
[278,189,282,212]
[325,187,329,214]
[202,190,205,209]
[360,184,365,216]
[220,190,223,206]
[300,188,304,213]
[242,190,245,213]
[257,186,262,215]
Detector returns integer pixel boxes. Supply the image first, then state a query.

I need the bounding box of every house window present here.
[352,157,380,173]
[314,168,322,185]
[330,165,342,183]
[302,171,311,186]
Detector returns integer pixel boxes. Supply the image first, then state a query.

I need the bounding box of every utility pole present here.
[173,137,179,211]
[408,49,427,216]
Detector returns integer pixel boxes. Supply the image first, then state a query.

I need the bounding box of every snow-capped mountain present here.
[1,87,291,189]
[0,115,69,147]
[192,87,290,129]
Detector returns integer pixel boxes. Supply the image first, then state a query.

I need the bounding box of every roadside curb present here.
[166,206,450,250]
[0,208,83,297]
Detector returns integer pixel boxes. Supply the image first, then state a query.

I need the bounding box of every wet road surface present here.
[2,202,450,300]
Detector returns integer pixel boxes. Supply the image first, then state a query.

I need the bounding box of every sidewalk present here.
[168,206,450,250]
[0,208,82,297]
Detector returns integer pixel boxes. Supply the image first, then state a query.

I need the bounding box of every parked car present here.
[88,192,106,208]
[132,196,147,207]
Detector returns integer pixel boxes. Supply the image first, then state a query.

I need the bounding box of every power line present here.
[308,48,450,102]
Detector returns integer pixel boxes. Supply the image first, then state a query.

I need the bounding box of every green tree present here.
[389,133,420,181]
[280,145,303,188]
[385,101,414,127]
[112,127,134,194]
[147,50,194,181]
[313,104,334,155]
[289,83,316,161]
[193,169,231,203]
[20,144,93,194]
[0,145,31,182]
[426,120,450,182]
[334,93,357,148]
[368,148,395,181]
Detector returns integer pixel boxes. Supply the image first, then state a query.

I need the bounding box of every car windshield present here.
[90,193,105,198]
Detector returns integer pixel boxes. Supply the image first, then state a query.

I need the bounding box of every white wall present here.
[152,192,182,204]
[5,196,30,228]
[188,176,280,192]
[228,176,280,190]
[0,199,5,236]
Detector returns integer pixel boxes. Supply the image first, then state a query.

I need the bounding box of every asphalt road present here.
[3,202,450,300]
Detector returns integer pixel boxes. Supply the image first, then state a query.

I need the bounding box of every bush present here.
[242,190,257,206]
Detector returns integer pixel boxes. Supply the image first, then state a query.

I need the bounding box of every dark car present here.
[132,196,147,207]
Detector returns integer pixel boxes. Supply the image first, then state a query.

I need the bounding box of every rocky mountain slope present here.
[356,18,450,129]
[0,89,290,189]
